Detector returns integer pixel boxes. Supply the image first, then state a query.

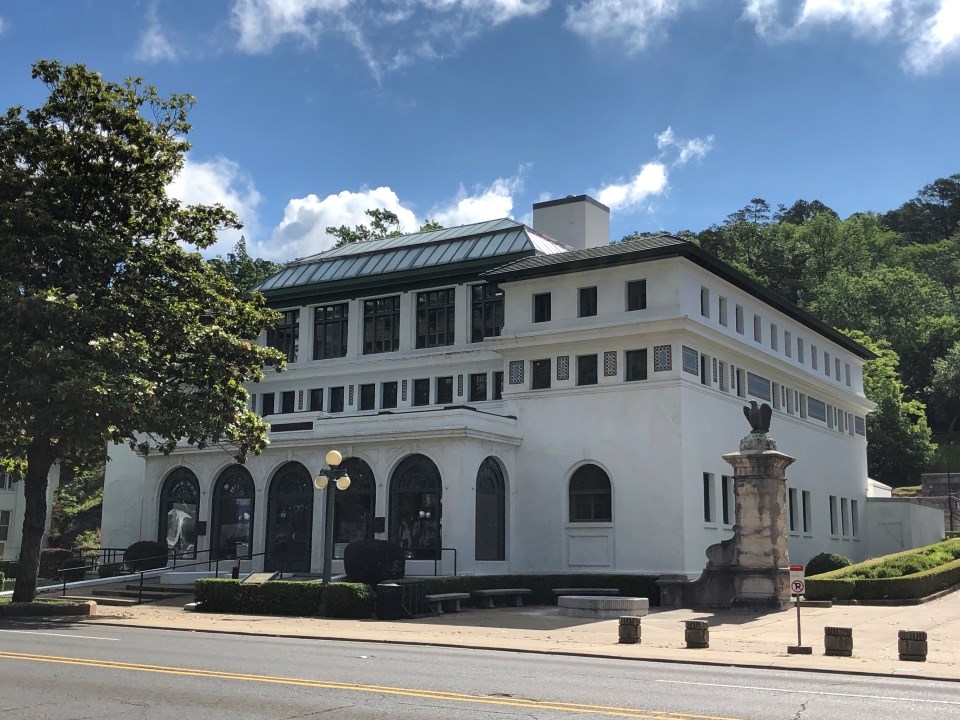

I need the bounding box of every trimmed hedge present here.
[39,548,73,578]
[60,557,88,582]
[396,574,660,606]
[805,539,960,601]
[125,541,169,571]
[324,582,376,619]
[0,561,18,578]
[195,579,323,616]
[805,552,851,577]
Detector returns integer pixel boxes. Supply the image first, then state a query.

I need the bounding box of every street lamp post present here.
[314,449,351,585]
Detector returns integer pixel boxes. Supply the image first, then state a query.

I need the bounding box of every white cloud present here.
[0,17,7,35]
[231,0,351,54]
[742,1,960,74]
[565,0,690,53]
[168,156,263,257]
[656,125,715,166]
[268,187,419,260]
[430,175,521,226]
[595,162,669,211]
[134,8,180,62]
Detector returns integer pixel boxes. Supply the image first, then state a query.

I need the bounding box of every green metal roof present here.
[257,219,569,293]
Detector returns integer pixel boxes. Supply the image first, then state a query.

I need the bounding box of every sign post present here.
[787,564,812,655]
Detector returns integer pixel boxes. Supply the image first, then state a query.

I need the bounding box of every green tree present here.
[931,341,960,433]
[883,174,960,245]
[326,209,444,248]
[0,61,284,601]
[845,331,935,486]
[207,237,282,293]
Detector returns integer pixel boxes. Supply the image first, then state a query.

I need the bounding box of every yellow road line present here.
[0,650,743,720]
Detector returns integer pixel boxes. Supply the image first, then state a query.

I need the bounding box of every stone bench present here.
[471,588,532,608]
[557,595,649,619]
[425,592,470,615]
[551,588,619,600]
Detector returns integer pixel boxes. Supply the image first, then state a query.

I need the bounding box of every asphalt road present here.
[0,620,958,719]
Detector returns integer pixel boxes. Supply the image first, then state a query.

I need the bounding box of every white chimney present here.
[532,195,610,250]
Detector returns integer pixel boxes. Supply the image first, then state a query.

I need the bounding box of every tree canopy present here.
[0,60,284,600]
[326,208,443,248]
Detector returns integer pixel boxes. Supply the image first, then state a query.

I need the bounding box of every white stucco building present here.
[1,469,60,561]
[102,195,907,578]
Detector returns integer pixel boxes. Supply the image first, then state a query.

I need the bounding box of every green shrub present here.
[194,579,323,616]
[39,548,74,579]
[0,561,18,578]
[0,570,4,586]
[343,539,405,586]
[805,552,851,577]
[396,574,660,606]
[60,557,88,582]
[98,562,125,579]
[323,582,375,619]
[124,541,169,571]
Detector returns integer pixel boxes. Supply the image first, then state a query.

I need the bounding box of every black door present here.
[266,463,313,572]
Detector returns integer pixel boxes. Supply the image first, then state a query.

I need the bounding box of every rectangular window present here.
[267,309,300,363]
[807,397,827,421]
[721,475,733,525]
[0,509,9,542]
[811,345,819,370]
[413,378,430,406]
[772,382,781,410]
[747,372,772,401]
[469,373,488,402]
[313,303,348,359]
[718,360,726,391]
[682,346,699,375]
[718,296,728,326]
[329,386,345,413]
[626,279,647,311]
[436,376,453,404]
[799,393,807,418]
[533,292,552,323]
[854,416,866,435]
[827,404,835,429]
[786,387,795,414]
[359,383,376,411]
[703,472,715,523]
[579,286,598,318]
[416,288,456,348]
[363,296,400,354]
[845,363,851,386]
[835,357,841,381]
[824,350,830,376]
[851,499,859,538]
[700,287,710,318]
[736,368,746,398]
[802,490,812,533]
[788,488,798,532]
[753,314,762,342]
[625,349,648,381]
[281,390,295,414]
[309,388,323,412]
[785,331,792,357]
[797,338,805,363]
[381,381,398,409]
[471,284,504,342]
[577,354,598,386]
[493,371,504,400]
[0,474,13,491]
[261,392,275,417]
[735,305,744,334]
[841,497,850,537]
[770,323,778,351]
[829,495,838,535]
[700,354,710,386]
[531,359,551,390]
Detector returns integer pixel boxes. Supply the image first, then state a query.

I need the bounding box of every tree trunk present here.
[12,438,55,603]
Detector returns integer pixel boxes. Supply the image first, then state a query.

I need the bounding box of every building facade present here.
[0,469,60,561]
[101,196,884,577]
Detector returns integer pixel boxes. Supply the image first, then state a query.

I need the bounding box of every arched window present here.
[265,462,313,572]
[333,458,376,554]
[159,468,200,558]
[569,464,612,522]
[475,457,505,561]
[389,454,441,560]
[211,465,255,560]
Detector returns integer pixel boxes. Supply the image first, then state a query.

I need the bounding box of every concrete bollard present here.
[898,630,928,661]
[823,626,853,657]
[685,619,709,649]
[619,616,642,644]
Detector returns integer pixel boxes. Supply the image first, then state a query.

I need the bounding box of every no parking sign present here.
[789,565,805,596]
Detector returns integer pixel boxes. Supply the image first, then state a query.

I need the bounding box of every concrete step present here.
[59,595,140,607]
[123,584,192,594]
[92,589,185,601]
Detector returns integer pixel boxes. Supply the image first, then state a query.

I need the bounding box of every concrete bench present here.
[551,588,619,599]
[472,588,532,608]
[557,595,649,619]
[425,592,470,615]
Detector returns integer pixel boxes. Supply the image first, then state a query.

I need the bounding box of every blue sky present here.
[1,1,959,261]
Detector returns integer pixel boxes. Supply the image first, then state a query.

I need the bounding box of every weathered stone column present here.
[721,431,794,609]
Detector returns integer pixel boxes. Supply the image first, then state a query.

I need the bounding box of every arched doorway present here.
[210,465,255,560]
[389,454,441,560]
[333,458,376,557]
[158,468,199,559]
[475,457,506,561]
[265,462,313,572]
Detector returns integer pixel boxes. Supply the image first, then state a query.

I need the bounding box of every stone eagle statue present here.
[743,400,772,435]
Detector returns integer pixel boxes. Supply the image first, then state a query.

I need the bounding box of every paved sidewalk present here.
[77,591,960,681]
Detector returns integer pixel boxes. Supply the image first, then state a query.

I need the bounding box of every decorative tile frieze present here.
[653,345,672,372]
[348,384,354,406]
[401,379,408,401]
[458,374,464,396]
[297,389,304,410]
[557,355,570,381]
[603,351,617,377]
[509,360,524,385]
[681,346,699,375]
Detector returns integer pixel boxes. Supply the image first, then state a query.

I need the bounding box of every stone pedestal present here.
[682,430,794,610]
